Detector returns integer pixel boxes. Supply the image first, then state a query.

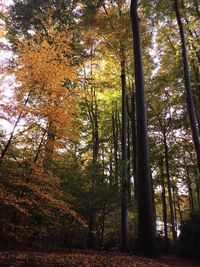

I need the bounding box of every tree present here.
[174,0,200,175]
[13,29,78,168]
[130,0,157,257]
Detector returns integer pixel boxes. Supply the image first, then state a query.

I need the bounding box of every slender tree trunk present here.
[131,88,137,202]
[43,121,56,171]
[120,46,129,252]
[130,0,157,257]
[163,130,177,245]
[194,96,200,134]
[151,172,157,235]
[101,140,105,179]
[194,0,200,18]
[195,173,200,210]
[0,116,21,165]
[109,150,113,182]
[99,200,106,250]
[86,104,99,249]
[117,110,122,141]
[172,187,178,233]
[176,195,183,225]
[174,0,200,174]
[185,163,195,215]
[130,86,137,202]
[112,112,119,185]
[160,157,169,252]
[0,90,32,165]
[127,85,137,201]
[86,52,99,248]
[34,130,46,163]
[127,119,131,204]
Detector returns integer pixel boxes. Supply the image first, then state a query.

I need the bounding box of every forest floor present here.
[0,250,199,267]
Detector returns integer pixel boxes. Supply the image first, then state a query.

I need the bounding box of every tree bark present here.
[195,173,200,210]
[127,85,137,202]
[131,88,137,202]
[130,0,157,257]
[127,118,131,204]
[0,90,32,166]
[86,50,99,249]
[174,0,200,175]
[160,157,169,252]
[43,121,56,171]
[86,100,99,249]
[185,163,195,215]
[163,130,177,245]
[112,111,119,185]
[120,46,129,252]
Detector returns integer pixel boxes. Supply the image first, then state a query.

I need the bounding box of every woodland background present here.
[0,0,200,261]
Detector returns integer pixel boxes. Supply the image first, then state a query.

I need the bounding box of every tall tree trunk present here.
[160,157,169,252]
[120,46,129,252]
[185,163,195,215]
[86,51,99,248]
[86,102,99,249]
[99,200,107,250]
[163,130,177,245]
[127,119,131,204]
[194,96,200,134]
[151,172,157,235]
[131,88,137,202]
[176,194,183,225]
[172,186,178,233]
[195,173,200,210]
[127,85,137,202]
[112,111,119,185]
[101,140,105,179]
[109,149,113,182]
[130,0,157,257]
[174,0,200,174]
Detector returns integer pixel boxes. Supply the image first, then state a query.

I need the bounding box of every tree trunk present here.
[43,121,56,171]
[99,200,107,250]
[127,85,137,202]
[86,103,99,249]
[0,90,32,166]
[174,0,200,174]
[176,194,183,225]
[172,186,178,233]
[0,116,21,165]
[195,173,200,210]
[185,163,195,215]
[130,0,157,257]
[86,52,99,248]
[160,157,169,252]
[194,96,200,134]
[151,172,157,235]
[112,111,119,185]
[127,119,131,204]
[34,130,46,163]
[131,88,137,202]
[120,47,129,252]
[163,130,177,245]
